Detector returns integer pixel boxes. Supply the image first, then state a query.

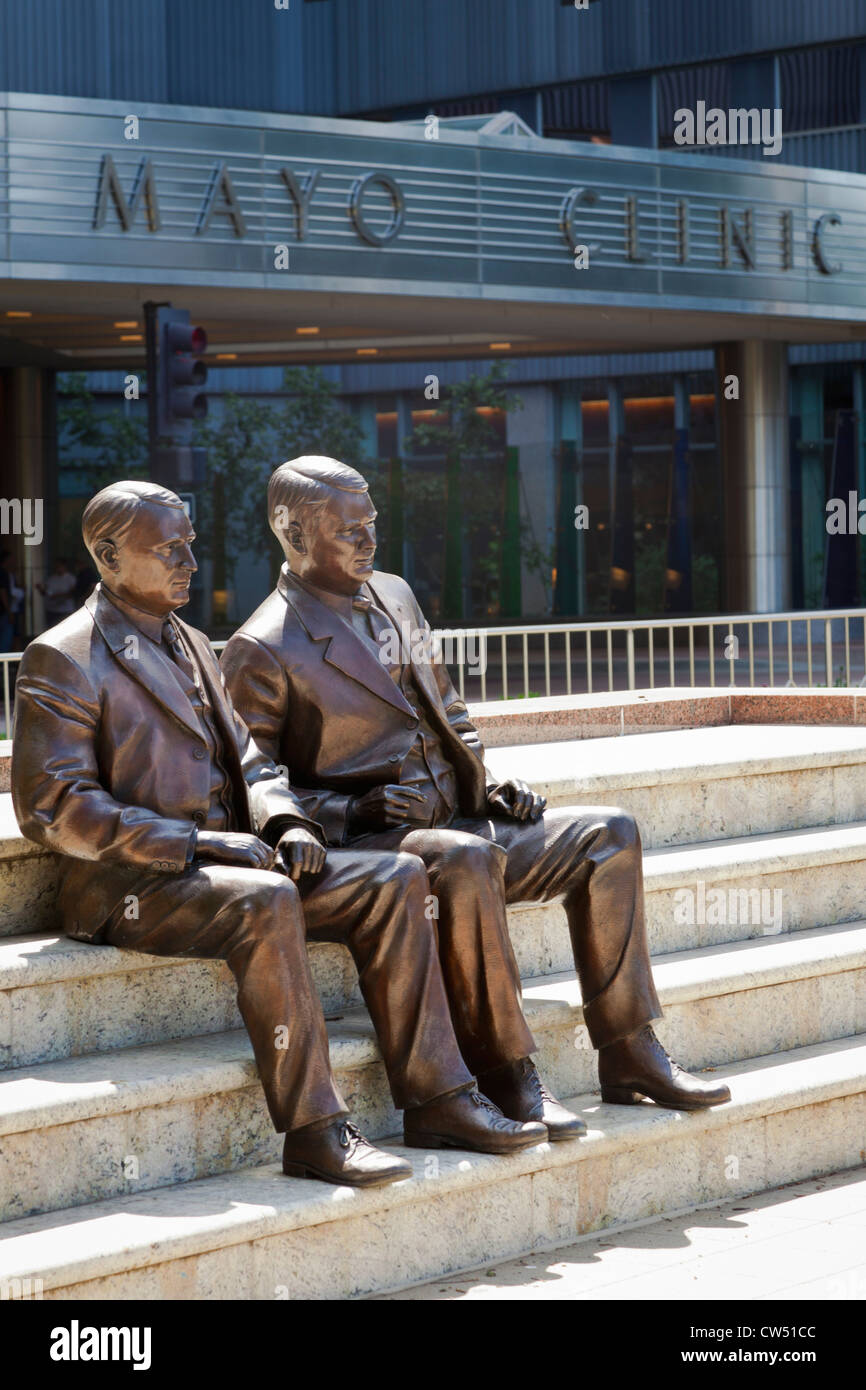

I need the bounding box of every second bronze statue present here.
[11,479,576,1193]
[222,456,732,1119]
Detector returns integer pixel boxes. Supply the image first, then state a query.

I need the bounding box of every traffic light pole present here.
[143,299,168,479]
[143,301,209,490]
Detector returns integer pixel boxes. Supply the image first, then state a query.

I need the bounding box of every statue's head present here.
[82,480,196,615]
[268,455,375,596]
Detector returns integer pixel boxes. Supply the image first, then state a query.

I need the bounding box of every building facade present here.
[3,0,866,632]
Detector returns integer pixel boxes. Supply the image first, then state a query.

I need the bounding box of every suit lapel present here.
[366,576,442,710]
[280,569,414,716]
[182,623,251,825]
[366,576,488,813]
[182,624,240,751]
[88,588,202,741]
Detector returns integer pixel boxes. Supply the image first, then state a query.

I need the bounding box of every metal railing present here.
[1,607,865,737]
[431,609,866,703]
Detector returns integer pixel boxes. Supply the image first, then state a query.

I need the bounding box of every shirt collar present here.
[284,567,370,622]
[100,585,169,644]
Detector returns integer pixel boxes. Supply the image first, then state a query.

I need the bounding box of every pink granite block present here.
[620,692,730,732]
[470,695,623,747]
[730,691,857,725]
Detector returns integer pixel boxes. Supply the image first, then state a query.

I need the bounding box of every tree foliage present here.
[194,366,365,585]
[57,373,148,490]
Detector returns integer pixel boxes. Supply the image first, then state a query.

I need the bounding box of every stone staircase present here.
[0,718,865,1299]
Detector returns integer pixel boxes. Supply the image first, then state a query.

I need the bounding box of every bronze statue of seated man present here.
[222,456,731,1130]
[11,480,558,1190]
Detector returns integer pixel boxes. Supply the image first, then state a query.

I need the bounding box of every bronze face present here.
[95,501,197,615]
[288,490,378,596]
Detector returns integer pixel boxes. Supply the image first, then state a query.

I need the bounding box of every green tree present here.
[194,365,365,598]
[56,372,148,557]
[57,372,148,489]
[407,363,545,619]
[193,394,278,615]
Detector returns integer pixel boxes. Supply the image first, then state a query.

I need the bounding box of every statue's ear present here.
[287,521,306,556]
[94,538,119,572]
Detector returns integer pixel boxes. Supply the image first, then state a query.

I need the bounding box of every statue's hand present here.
[347,783,427,832]
[277,827,326,881]
[194,830,276,870]
[487,778,546,823]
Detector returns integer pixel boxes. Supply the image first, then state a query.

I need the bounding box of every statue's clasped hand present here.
[487,778,546,823]
[194,830,277,870]
[192,827,326,881]
[346,784,427,833]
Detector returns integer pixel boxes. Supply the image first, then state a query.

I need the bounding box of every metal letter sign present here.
[348,171,406,246]
[560,186,599,252]
[812,212,843,275]
[280,167,322,239]
[93,154,161,232]
[197,163,247,237]
[5,93,864,323]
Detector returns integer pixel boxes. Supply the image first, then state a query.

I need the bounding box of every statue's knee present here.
[442,834,506,878]
[394,850,429,888]
[603,808,641,852]
[239,872,301,935]
[375,851,430,905]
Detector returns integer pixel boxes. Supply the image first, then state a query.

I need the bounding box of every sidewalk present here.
[373,1166,866,1300]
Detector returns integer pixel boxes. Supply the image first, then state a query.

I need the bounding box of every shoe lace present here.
[470,1090,505,1119]
[338,1120,372,1156]
[518,1057,556,1105]
[640,1026,684,1077]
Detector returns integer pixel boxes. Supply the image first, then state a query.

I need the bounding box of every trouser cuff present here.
[475,1052,535,1082]
[281,1106,350,1137]
[591,1008,664,1050]
[403,1078,477,1112]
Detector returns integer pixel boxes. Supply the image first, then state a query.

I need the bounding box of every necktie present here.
[351,592,400,661]
[162,619,199,689]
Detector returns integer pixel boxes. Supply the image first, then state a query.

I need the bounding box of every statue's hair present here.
[82,480,186,564]
[267,456,368,539]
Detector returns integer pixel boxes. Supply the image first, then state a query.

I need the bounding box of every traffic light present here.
[155,307,208,437]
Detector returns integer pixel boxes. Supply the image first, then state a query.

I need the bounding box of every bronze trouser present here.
[350,826,538,1075]
[353,805,661,1053]
[104,849,473,1133]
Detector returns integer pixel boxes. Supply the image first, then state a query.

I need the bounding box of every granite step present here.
[642,821,866,952]
[1,1036,864,1300]
[5,724,866,935]
[487,723,866,845]
[1,922,864,1222]
[4,821,866,1068]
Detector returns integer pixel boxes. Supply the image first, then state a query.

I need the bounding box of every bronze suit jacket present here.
[221,566,498,846]
[11,585,321,942]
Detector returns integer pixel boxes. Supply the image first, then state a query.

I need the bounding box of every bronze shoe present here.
[404,1087,547,1155]
[599,1026,732,1110]
[282,1117,412,1187]
[479,1058,586,1140]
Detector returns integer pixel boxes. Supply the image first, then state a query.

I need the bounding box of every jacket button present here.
[193,749,206,760]
[193,811,206,824]
[406,719,416,730]
[388,754,400,763]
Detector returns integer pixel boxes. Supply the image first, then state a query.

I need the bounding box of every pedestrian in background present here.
[37,558,76,631]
